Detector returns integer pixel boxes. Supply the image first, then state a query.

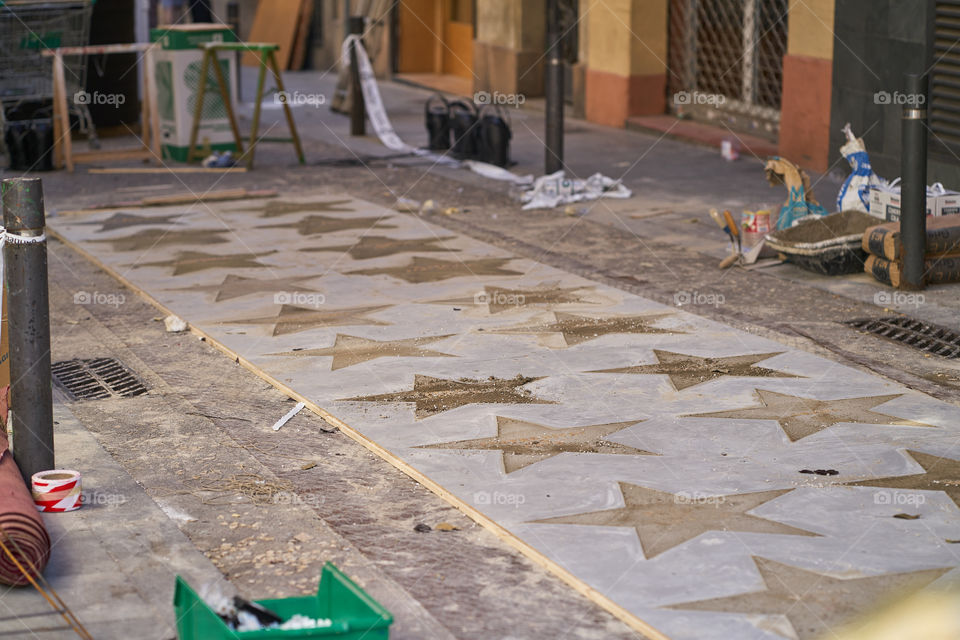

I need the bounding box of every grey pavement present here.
[0,401,223,640]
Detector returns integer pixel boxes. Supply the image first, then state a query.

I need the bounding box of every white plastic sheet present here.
[520,171,632,210]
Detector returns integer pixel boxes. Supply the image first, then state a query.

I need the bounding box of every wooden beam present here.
[87,167,248,174]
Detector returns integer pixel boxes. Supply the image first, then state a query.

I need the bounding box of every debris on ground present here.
[893,513,921,520]
[520,171,631,210]
[202,151,237,168]
[435,522,459,531]
[394,197,421,212]
[414,523,432,532]
[164,315,188,332]
[271,402,306,431]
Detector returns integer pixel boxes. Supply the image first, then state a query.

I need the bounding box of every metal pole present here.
[348,16,366,136]
[900,73,929,291]
[545,0,564,174]
[1,178,54,482]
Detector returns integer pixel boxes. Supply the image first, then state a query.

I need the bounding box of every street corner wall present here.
[828,0,937,180]
[583,0,668,128]
[778,0,836,173]
[473,0,546,98]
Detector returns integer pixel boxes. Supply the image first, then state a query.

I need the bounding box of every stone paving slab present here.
[48,194,960,640]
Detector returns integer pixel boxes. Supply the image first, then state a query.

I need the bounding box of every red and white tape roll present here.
[31,470,82,513]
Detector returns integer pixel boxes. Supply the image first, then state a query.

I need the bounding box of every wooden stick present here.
[144,47,162,161]
[86,167,247,174]
[52,55,73,172]
[54,188,277,215]
[71,149,153,163]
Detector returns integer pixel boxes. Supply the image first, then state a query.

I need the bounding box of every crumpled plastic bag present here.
[836,123,884,212]
[765,156,830,229]
[520,171,632,210]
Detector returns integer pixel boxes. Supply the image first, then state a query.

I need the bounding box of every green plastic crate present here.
[174,563,393,640]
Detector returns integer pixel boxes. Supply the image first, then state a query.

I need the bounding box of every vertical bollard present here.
[544,0,564,174]
[349,16,366,137]
[900,73,929,291]
[1,178,54,482]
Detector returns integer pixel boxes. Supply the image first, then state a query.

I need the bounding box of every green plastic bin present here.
[174,563,393,640]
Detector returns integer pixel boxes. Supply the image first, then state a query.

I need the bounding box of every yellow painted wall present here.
[584,0,668,77]
[787,0,835,60]
[476,0,544,52]
[476,0,520,49]
[586,0,632,76]
[629,0,668,75]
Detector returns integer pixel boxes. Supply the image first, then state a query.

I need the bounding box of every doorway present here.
[394,0,475,96]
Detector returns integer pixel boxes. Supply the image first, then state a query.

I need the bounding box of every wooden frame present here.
[187,42,304,170]
[43,43,161,172]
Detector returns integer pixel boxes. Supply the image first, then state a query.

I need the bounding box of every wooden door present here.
[396,0,473,78]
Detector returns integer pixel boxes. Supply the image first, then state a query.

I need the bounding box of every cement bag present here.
[837,123,884,212]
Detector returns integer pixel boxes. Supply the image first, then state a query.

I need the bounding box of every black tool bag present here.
[448,98,478,158]
[424,94,450,151]
[476,104,511,167]
[3,103,55,172]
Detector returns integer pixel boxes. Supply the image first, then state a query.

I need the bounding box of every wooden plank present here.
[87,167,247,174]
[52,55,63,169]
[242,0,304,69]
[53,55,73,172]
[288,0,313,71]
[71,149,153,163]
[55,189,278,215]
[144,48,162,161]
[45,225,674,640]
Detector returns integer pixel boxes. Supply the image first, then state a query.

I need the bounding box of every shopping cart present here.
[0,0,97,156]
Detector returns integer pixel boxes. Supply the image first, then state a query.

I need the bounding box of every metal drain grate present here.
[51,358,148,400]
[846,317,960,358]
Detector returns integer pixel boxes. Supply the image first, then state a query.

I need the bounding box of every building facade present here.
[225,1,956,181]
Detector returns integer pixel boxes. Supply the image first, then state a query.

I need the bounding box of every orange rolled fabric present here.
[0,386,52,585]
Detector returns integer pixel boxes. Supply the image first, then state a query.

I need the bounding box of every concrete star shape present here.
[342,374,554,419]
[346,257,522,284]
[224,304,391,337]
[591,350,802,390]
[668,557,948,640]
[429,283,604,314]
[259,214,395,236]
[90,228,229,252]
[417,416,654,473]
[172,274,322,302]
[82,212,183,232]
[845,450,960,508]
[245,198,356,218]
[532,483,816,559]
[685,390,933,442]
[491,312,683,348]
[136,250,275,276]
[301,235,459,260]
[267,333,457,370]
